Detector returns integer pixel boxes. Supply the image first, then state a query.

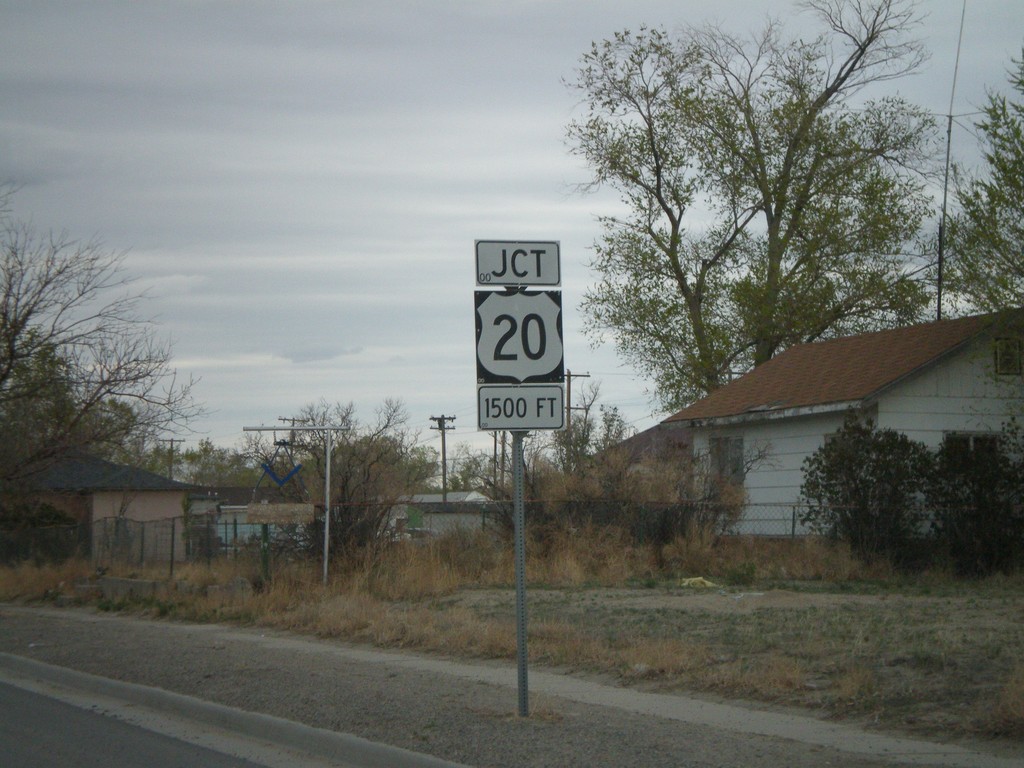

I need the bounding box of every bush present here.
[800,413,932,568]
[928,419,1024,576]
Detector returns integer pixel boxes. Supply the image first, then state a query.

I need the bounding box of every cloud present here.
[3,0,1020,453]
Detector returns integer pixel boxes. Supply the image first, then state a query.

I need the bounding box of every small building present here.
[394,491,494,537]
[28,453,195,560]
[662,311,1024,533]
[31,454,193,524]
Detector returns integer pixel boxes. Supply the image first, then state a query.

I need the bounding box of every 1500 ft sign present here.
[475,289,564,384]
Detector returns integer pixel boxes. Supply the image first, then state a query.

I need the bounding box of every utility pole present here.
[565,369,591,437]
[492,431,499,491]
[501,431,508,489]
[277,416,306,444]
[158,438,183,480]
[430,415,456,511]
[564,370,592,473]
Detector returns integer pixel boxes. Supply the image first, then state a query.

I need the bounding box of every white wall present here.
[876,340,1022,446]
[691,337,1023,533]
[692,411,846,534]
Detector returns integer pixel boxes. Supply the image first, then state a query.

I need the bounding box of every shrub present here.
[928,419,1024,576]
[800,413,932,568]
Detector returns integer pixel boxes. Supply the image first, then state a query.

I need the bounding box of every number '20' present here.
[493,313,546,361]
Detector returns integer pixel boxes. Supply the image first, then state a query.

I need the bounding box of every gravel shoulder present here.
[0,604,1018,768]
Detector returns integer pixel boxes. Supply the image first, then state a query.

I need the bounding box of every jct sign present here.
[475,289,563,385]
[475,240,560,287]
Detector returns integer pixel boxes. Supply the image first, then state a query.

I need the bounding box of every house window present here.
[994,338,1022,375]
[942,432,999,463]
[709,436,745,485]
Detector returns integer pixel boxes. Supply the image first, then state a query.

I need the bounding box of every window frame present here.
[709,435,745,486]
[994,337,1022,376]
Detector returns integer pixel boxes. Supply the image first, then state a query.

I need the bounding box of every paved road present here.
[0,666,464,768]
[1,681,276,768]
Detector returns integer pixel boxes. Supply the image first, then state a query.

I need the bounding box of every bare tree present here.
[0,189,200,488]
[254,399,434,558]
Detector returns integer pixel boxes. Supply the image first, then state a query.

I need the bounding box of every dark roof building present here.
[31,454,193,493]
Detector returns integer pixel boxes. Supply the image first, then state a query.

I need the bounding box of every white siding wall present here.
[689,337,1023,532]
[692,412,846,534]
[876,341,1022,446]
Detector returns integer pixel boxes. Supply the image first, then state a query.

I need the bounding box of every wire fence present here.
[0,501,813,569]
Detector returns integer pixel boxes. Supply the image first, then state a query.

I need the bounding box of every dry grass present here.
[0,558,92,601]
[2,528,1022,744]
[993,665,1024,737]
[661,534,891,582]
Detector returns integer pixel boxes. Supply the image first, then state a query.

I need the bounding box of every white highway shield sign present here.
[475,289,564,384]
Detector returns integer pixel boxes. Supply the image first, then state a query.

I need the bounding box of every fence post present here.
[169,518,176,581]
[791,506,797,538]
[139,521,146,566]
[260,523,270,582]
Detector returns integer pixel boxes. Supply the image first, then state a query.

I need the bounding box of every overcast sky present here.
[1,1,1021,456]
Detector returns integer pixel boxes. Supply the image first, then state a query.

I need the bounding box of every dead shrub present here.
[703,656,807,698]
[835,665,878,704]
[527,523,639,586]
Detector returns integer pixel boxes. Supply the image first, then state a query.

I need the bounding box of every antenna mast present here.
[937,0,967,321]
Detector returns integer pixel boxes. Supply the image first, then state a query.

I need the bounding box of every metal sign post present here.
[243,424,348,586]
[511,429,529,717]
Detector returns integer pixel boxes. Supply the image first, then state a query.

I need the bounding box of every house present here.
[611,424,693,464]
[29,454,195,559]
[662,312,1024,533]
[31,454,194,524]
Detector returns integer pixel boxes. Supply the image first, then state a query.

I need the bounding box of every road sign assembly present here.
[473,239,567,717]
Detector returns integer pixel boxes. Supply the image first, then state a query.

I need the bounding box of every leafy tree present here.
[566,0,935,410]
[800,413,933,567]
[949,50,1024,312]
[0,190,199,493]
[175,438,260,487]
[928,421,1024,576]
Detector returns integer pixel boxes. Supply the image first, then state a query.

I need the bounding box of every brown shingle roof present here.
[663,313,1016,425]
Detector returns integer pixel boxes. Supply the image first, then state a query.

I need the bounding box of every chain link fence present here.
[0,512,286,571]
[0,502,818,568]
